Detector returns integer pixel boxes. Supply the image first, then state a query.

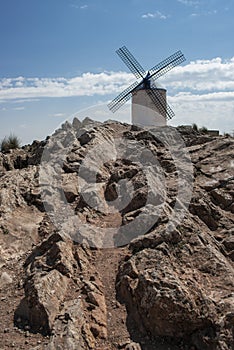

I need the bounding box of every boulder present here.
[117,218,234,348]
[210,188,233,210]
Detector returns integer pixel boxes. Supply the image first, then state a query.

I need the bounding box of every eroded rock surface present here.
[0,118,233,349]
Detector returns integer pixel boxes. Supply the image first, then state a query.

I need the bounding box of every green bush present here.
[1,134,21,152]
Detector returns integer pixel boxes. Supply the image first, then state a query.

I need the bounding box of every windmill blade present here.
[108,80,140,113]
[146,87,175,120]
[149,50,185,81]
[116,46,146,79]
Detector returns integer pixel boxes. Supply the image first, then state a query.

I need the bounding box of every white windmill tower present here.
[108,46,185,127]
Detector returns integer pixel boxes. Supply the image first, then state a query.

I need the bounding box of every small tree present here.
[1,134,21,152]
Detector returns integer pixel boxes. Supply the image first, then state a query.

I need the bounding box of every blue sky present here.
[0,0,234,144]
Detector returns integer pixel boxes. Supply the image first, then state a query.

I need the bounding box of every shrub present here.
[1,225,9,235]
[199,126,208,134]
[1,134,21,152]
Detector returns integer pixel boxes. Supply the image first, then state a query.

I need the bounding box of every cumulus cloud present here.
[163,57,234,131]
[0,72,133,100]
[161,57,234,93]
[1,57,233,101]
[142,11,170,20]
[169,96,234,133]
[0,56,233,132]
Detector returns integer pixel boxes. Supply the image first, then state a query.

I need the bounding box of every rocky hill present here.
[0,118,233,350]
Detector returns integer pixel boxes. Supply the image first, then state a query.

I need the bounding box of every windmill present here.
[108,46,186,127]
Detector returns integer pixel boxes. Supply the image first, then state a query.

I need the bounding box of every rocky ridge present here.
[0,118,233,349]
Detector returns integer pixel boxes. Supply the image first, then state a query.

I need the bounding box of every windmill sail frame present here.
[108,46,185,120]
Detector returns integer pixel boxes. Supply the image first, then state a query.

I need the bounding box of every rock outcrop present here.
[0,118,233,349]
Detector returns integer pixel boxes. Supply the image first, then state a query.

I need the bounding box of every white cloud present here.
[142,11,170,20]
[160,57,234,92]
[13,106,25,111]
[70,3,88,10]
[163,57,234,132]
[1,57,233,100]
[169,97,234,133]
[0,72,133,100]
[0,56,233,132]
[51,113,65,117]
[12,98,40,104]
[177,0,199,6]
[19,124,27,129]
[190,9,218,17]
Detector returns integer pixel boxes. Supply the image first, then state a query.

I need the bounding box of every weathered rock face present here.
[117,221,234,348]
[15,233,72,334]
[116,130,234,349]
[0,118,233,349]
[0,139,46,175]
[14,232,108,348]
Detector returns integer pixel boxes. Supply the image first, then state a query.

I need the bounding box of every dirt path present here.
[93,247,131,350]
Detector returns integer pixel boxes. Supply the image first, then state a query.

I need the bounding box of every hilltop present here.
[0,118,233,350]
